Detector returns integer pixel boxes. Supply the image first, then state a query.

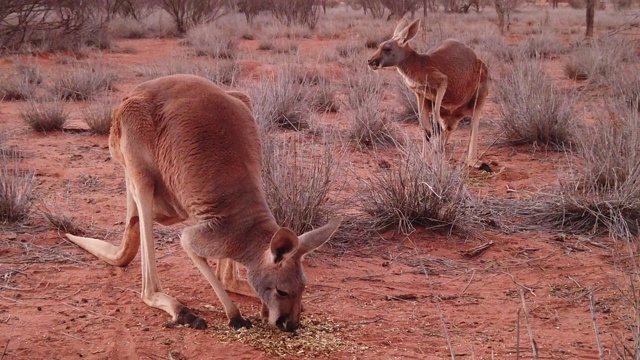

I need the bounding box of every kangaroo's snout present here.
[276,314,299,332]
[367,57,381,69]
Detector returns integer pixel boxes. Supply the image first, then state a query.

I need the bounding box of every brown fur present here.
[66,74,341,332]
[368,17,490,165]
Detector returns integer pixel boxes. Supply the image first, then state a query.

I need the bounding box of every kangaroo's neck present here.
[207,199,279,267]
[397,47,430,80]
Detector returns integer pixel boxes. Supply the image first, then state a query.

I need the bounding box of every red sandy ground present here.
[0,32,636,360]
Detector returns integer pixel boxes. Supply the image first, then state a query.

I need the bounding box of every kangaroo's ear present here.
[397,19,421,46]
[296,217,342,258]
[268,228,299,264]
[393,16,411,38]
[226,91,253,113]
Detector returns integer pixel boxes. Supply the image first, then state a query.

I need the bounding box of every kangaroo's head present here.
[368,17,421,70]
[247,217,341,332]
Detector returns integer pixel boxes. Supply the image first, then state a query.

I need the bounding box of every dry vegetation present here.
[2,1,640,358]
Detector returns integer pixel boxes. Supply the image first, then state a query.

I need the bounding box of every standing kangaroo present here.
[368,17,489,166]
[66,74,342,332]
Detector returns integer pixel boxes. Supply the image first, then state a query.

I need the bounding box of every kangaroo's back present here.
[110,74,265,220]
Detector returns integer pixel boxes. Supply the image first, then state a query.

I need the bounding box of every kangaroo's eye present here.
[276,288,288,297]
[382,48,391,53]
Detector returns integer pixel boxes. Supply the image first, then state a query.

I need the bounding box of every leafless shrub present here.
[336,42,362,58]
[185,23,239,59]
[0,152,35,223]
[496,60,577,149]
[611,242,640,359]
[0,71,37,101]
[0,1,115,52]
[249,68,311,131]
[50,63,116,101]
[261,137,337,234]
[358,142,477,235]
[82,97,115,134]
[532,104,640,239]
[158,0,231,34]
[270,0,320,29]
[20,97,69,132]
[204,60,241,87]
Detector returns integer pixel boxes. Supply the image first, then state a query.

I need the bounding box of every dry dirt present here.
[0,17,637,360]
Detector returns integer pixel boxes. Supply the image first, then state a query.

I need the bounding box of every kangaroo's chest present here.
[399,70,438,101]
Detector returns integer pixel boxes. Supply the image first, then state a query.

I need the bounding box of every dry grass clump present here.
[250,68,311,131]
[394,80,419,123]
[20,98,69,132]
[532,104,640,239]
[0,151,35,223]
[185,24,239,59]
[358,143,477,235]
[82,97,116,134]
[39,197,84,235]
[0,64,43,101]
[261,137,336,235]
[521,32,566,59]
[563,39,632,85]
[614,76,640,112]
[496,60,577,149]
[345,72,398,150]
[50,63,116,101]
[307,77,339,113]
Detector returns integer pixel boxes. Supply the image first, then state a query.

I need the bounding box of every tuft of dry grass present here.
[250,68,311,131]
[614,76,640,112]
[563,39,631,85]
[521,32,566,59]
[530,103,640,240]
[185,23,239,59]
[82,97,116,134]
[0,151,35,223]
[50,63,117,101]
[496,60,577,149]
[0,64,42,101]
[358,142,477,235]
[308,77,339,113]
[261,137,337,235]
[20,98,69,132]
[39,196,84,235]
[394,80,419,123]
[345,71,399,150]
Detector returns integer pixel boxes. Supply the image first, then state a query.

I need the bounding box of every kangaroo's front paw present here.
[176,306,207,330]
[229,315,252,330]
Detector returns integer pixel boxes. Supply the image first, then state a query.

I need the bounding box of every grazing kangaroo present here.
[66,74,342,332]
[367,17,489,166]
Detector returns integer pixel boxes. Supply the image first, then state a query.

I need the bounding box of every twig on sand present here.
[61,331,90,344]
[503,271,536,297]
[589,291,605,360]
[63,302,120,322]
[1,338,10,360]
[519,289,538,360]
[461,242,494,258]
[461,269,476,294]
[420,262,455,360]
[516,308,521,360]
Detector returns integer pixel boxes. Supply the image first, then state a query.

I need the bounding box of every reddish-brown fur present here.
[66,74,341,332]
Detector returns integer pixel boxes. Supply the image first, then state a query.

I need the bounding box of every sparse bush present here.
[564,41,627,85]
[83,97,115,134]
[0,64,42,101]
[614,76,640,112]
[39,196,84,234]
[359,142,476,235]
[0,152,35,223]
[50,63,117,101]
[533,104,640,239]
[250,68,311,131]
[20,98,69,132]
[336,42,362,58]
[159,0,231,34]
[203,60,241,87]
[270,0,320,29]
[522,32,565,59]
[262,137,336,234]
[185,23,239,59]
[496,60,577,149]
